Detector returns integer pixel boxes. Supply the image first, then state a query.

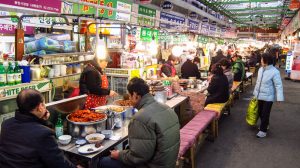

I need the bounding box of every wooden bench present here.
[204,101,230,118]
[177,110,217,168]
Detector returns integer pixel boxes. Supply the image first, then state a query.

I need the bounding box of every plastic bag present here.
[246,97,259,126]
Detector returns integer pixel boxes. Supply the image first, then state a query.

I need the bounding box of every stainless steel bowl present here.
[66,114,107,138]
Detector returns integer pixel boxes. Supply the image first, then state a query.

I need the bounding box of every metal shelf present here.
[43,59,92,66]
[48,73,82,79]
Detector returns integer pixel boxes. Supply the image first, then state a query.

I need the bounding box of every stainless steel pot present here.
[154,90,167,103]
[66,115,107,138]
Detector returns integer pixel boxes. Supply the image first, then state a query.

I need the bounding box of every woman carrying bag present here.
[253,53,284,138]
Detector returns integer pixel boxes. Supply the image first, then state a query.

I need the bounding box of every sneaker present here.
[256,131,267,138]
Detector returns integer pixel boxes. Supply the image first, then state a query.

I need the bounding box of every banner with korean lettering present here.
[116,0,132,22]
[137,5,156,27]
[209,24,216,36]
[160,12,185,30]
[0,0,61,13]
[188,19,199,32]
[140,28,159,42]
[0,24,34,34]
[200,23,209,35]
[99,0,117,20]
[73,0,98,15]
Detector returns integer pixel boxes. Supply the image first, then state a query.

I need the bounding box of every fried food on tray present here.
[109,106,125,113]
[114,100,134,107]
[68,110,106,122]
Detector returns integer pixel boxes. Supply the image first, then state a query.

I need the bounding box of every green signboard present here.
[197,36,209,44]
[138,5,156,27]
[158,33,172,42]
[140,28,159,42]
[99,0,117,19]
[0,81,50,99]
[217,38,225,45]
[73,0,98,15]
[173,35,188,44]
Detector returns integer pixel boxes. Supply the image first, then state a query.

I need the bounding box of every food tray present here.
[66,113,107,125]
[92,105,127,114]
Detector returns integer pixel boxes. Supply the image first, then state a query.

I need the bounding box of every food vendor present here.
[79,55,117,109]
[160,55,177,77]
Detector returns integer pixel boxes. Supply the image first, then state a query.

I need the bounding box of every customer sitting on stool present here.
[205,63,229,106]
[99,78,180,168]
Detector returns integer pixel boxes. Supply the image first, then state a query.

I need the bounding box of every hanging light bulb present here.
[172,45,183,57]
[95,38,107,60]
[149,34,158,55]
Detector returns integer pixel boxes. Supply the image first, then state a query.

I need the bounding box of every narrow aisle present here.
[196,71,300,168]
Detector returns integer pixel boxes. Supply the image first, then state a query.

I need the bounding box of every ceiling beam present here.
[228,6,287,12]
[234,10,295,16]
[212,0,280,5]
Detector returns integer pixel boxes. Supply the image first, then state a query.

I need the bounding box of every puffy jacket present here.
[0,111,75,168]
[253,65,284,102]
[232,59,245,82]
[119,94,180,168]
[205,74,229,106]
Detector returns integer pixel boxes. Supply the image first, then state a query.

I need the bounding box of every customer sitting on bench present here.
[205,64,229,106]
[99,78,180,168]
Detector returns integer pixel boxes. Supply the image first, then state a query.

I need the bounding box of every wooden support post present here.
[190,144,196,168]
[15,28,24,61]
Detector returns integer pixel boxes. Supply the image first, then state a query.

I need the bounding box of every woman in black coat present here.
[205,63,229,106]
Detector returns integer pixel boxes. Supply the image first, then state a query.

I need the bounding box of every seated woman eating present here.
[205,63,229,106]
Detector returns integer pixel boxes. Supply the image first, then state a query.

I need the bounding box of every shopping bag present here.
[246,97,259,126]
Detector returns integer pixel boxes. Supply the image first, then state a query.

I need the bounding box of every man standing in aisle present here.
[231,55,245,82]
[99,78,180,168]
[0,89,80,168]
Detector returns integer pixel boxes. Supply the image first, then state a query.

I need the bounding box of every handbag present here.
[246,69,264,126]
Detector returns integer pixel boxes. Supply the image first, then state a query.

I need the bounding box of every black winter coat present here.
[79,63,110,96]
[181,60,201,79]
[0,112,75,168]
[205,74,229,106]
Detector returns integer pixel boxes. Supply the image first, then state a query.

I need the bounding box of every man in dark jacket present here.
[181,56,201,79]
[209,49,228,72]
[0,89,78,168]
[99,78,180,168]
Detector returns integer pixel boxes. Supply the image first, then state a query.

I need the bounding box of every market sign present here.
[189,12,198,20]
[200,23,209,35]
[158,32,172,42]
[73,0,98,15]
[172,34,188,44]
[134,0,152,4]
[0,0,61,13]
[116,0,132,22]
[197,36,208,44]
[286,51,294,72]
[188,19,199,32]
[140,28,159,42]
[160,12,185,30]
[161,1,173,11]
[137,5,156,27]
[0,81,50,99]
[98,0,117,20]
[0,24,34,34]
[217,38,224,45]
